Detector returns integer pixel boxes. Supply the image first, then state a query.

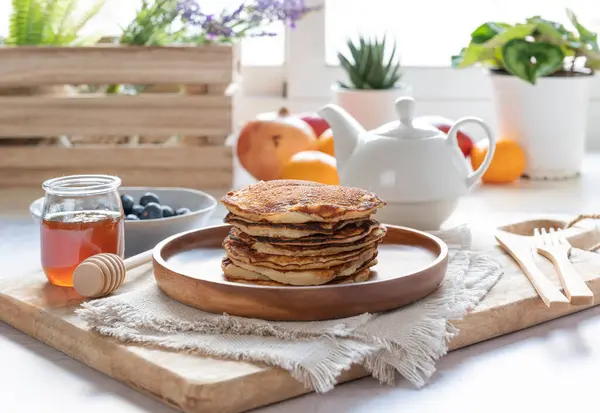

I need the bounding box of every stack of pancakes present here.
[219,179,387,286]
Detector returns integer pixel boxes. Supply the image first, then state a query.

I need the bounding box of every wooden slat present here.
[179,135,228,146]
[0,168,232,189]
[0,45,236,86]
[207,84,231,95]
[185,84,209,95]
[0,95,232,137]
[0,146,232,169]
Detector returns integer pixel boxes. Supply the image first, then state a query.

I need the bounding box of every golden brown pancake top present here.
[220,180,385,223]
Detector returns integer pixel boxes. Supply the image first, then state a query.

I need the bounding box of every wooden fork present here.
[534,227,594,306]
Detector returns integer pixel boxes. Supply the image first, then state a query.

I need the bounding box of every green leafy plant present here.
[105,0,186,94]
[451,8,600,84]
[337,35,402,89]
[4,0,105,46]
[118,0,186,47]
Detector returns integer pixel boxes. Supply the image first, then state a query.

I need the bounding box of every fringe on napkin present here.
[77,249,503,393]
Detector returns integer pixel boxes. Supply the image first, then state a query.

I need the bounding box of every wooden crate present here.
[0,45,239,189]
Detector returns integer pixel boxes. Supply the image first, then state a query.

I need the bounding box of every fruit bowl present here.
[29,187,217,257]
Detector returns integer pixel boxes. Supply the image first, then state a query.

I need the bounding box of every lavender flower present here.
[202,14,235,39]
[222,4,245,24]
[250,0,315,28]
[177,0,203,25]
[177,0,318,43]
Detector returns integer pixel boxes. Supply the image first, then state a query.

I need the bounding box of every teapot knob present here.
[395,97,415,125]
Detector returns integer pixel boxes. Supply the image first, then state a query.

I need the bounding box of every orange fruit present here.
[279,150,339,185]
[470,139,526,184]
[316,129,335,156]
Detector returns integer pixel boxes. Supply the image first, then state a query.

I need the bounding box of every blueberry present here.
[125,214,140,221]
[120,194,135,215]
[139,192,160,206]
[140,202,162,220]
[162,205,174,218]
[132,204,144,217]
[176,207,191,216]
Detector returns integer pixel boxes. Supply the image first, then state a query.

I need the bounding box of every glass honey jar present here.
[40,175,125,287]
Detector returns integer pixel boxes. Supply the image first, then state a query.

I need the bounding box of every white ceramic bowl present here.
[30,186,217,257]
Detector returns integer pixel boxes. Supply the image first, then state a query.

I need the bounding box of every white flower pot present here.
[331,83,413,130]
[490,72,592,180]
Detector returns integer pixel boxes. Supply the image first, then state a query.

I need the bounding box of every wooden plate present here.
[152,224,449,321]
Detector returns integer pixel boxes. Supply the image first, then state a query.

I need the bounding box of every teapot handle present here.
[447,117,496,189]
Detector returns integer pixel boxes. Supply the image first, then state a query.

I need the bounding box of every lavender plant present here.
[177,0,318,44]
[108,1,315,94]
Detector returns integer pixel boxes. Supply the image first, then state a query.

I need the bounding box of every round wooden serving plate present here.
[152,224,449,321]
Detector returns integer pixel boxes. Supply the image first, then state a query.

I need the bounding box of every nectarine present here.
[417,115,474,157]
[299,113,330,137]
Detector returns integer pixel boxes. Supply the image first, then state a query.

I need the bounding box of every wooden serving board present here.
[2,215,600,413]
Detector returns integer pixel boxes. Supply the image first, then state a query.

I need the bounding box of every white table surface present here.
[3,156,600,412]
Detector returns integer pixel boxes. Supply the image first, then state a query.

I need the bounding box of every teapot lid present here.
[374,97,442,139]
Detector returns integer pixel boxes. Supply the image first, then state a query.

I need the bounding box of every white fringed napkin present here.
[77,225,502,393]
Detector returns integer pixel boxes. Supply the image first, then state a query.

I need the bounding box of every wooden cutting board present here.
[2,215,600,413]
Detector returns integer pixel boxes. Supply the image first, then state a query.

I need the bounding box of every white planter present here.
[331,83,413,130]
[490,72,592,180]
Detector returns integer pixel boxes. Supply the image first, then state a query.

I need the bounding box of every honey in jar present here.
[41,211,123,287]
[40,175,124,287]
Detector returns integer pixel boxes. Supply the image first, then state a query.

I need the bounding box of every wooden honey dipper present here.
[72,250,154,298]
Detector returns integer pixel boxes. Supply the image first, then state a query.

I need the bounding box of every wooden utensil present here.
[495,231,570,309]
[534,227,594,306]
[72,250,153,298]
[496,215,600,250]
[152,224,449,321]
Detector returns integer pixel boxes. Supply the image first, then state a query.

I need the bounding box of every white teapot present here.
[318,97,496,230]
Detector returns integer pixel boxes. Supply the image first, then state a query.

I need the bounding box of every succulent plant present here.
[337,35,402,90]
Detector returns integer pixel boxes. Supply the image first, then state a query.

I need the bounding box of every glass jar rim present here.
[42,174,121,196]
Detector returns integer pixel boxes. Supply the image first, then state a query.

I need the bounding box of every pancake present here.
[223,264,374,286]
[221,259,271,281]
[333,267,374,284]
[226,216,378,239]
[220,179,385,224]
[223,236,377,270]
[224,213,371,238]
[242,225,387,256]
[229,221,380,246]
[223,251,378,286]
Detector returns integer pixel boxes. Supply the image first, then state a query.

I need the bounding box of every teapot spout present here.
[317,104,365,173]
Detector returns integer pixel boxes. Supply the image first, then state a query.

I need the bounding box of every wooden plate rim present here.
[152,224,449,290]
